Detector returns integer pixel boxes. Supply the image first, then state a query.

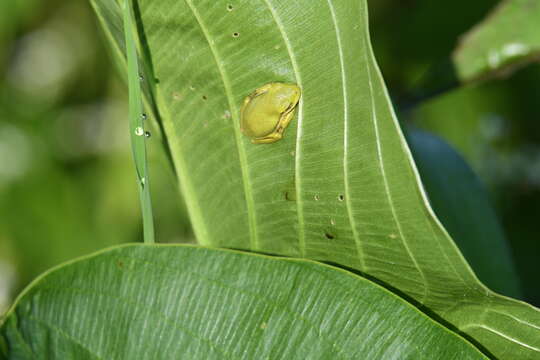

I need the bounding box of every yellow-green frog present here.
[240,82,301,144]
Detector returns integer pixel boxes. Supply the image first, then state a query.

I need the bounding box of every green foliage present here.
[453,0,540,82]
[0,245,487,359]
[2,0,540,359]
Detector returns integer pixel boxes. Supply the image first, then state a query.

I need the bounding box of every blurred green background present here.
[0,0,538,312]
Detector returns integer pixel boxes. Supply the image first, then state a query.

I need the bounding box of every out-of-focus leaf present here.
[0,244,487,359]
[407,128,522,298]
[453,0,540,82]
[90,0,540,358]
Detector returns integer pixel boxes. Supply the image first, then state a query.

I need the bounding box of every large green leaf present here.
[0,244,487,359]
[90,0,540,358]
[453,0,540,82]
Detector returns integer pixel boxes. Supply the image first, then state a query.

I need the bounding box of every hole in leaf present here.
[227,4,233,11]
[232,32,240,38]
[338,194,344,201]
[285,191,296,201]
[324,232,335,240]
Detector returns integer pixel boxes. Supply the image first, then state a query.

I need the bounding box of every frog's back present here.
[240,94,281,138]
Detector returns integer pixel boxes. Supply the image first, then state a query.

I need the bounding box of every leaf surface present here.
[90,1,540,358]
[0,244,487,359]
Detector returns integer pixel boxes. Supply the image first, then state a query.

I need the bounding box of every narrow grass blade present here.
[122,0,154,243]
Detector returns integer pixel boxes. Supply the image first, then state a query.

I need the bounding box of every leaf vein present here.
[326,0,366,271]
[183,0,259,249]
[362,33,429,303]
[262,0,306,257]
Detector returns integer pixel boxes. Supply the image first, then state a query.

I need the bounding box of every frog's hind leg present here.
[251,132,283,144]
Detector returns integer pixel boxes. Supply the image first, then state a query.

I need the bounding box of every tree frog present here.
[240,82,301,144]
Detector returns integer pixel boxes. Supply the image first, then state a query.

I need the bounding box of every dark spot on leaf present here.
[325,232,335,240]
[338,194,345,201]
[285,191,296,201]
[202,95,208,100]
[227,4,233,11]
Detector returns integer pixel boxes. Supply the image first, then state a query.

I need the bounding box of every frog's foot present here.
[251,132,283,144]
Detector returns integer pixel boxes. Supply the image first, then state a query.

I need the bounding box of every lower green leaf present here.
[1,244,485,359]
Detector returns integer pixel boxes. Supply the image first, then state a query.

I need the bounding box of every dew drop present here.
[338,194,345,201]
[135,127,144,136]
[314,195,320,201]
[141,113,147,120]
[139,74,144,81]
[330,219,336,226]
[145,131,151,138]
